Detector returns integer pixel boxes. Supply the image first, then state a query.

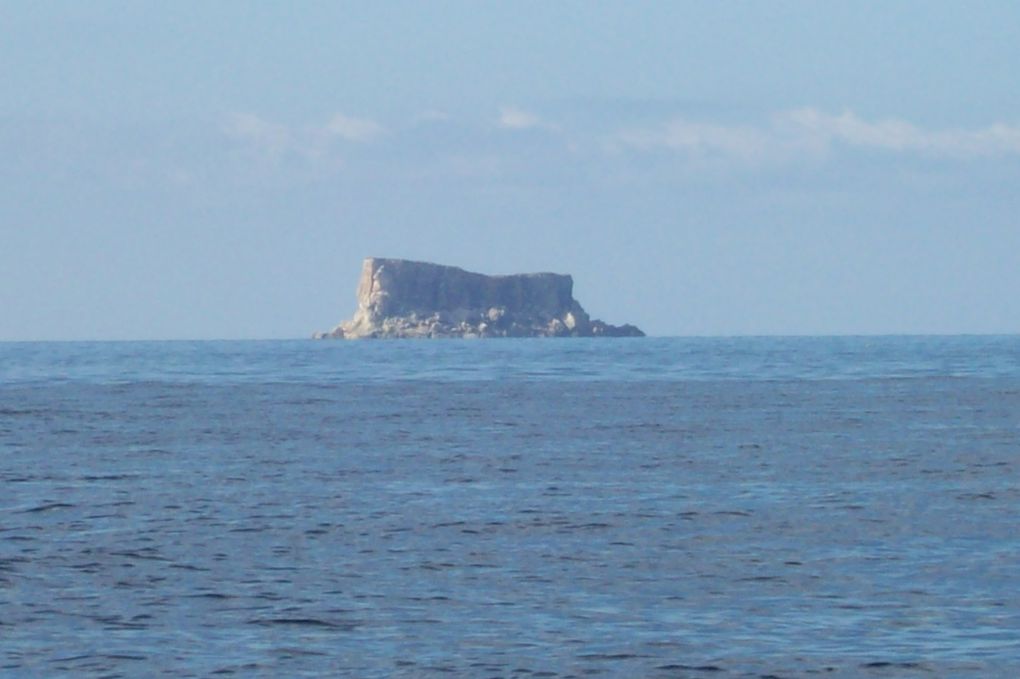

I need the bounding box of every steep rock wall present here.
[316,258,644,339]
[358,258,576,318]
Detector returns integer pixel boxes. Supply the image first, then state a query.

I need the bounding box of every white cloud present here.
[322,114,385,143]
[617,109,1020,162]
[781,109,1020,157]
[414,109,452,124]
[618,120,770,161]
[497,106,549,131]
[223,113,292,155]
[224,112,386,158]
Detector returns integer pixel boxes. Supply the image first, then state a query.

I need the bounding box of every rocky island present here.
[315,258,644,339]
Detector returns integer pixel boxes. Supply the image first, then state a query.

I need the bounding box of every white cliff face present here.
[315,258,644,339]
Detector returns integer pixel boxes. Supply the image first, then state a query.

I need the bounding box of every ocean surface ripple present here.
[2,337,1018,677]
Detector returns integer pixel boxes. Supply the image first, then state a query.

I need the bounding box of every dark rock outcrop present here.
[315,258,644,339]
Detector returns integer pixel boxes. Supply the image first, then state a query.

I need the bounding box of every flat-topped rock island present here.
[315,258,644,339]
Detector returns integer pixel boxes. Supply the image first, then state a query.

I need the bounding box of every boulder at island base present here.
[315,258,644,339]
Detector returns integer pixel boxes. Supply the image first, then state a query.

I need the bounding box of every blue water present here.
[2,337,1018,677]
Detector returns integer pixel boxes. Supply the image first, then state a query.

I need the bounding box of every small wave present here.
[17,502,75,513]
[249,618,358,630]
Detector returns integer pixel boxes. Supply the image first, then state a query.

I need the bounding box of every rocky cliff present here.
[315,258,644,339]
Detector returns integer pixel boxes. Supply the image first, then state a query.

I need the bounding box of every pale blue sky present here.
[2,2,1019,339]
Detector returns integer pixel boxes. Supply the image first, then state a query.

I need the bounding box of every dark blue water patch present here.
[2,335,1019,385]
[1,338,1019,676]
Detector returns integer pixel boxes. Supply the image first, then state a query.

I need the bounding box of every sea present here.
[1,336,1018,678]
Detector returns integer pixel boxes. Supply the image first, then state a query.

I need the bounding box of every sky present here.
[2,1,1019,340]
